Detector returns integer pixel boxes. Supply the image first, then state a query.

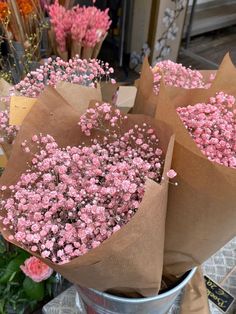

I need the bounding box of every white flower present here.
[161,46,171,57]
[130,51,141,66]
[155,39,166,52]
[162,8,175,27]
[141,43,151,57]
[176,0,187,10]
[167,23,179,40]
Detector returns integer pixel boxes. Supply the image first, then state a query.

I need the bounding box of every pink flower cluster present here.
[79,102,122,136]
[1,104,164,264]
[0,110,19,144]
[15,56,115,97]
[152,60,215,94]
[177,92,236,168]
[48,1,111,50]
[71,6,111,47]
[48,0,73,52]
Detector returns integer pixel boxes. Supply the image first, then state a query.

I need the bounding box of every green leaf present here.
[0,237,6,254]
[8,272,16,282]
[15,248,30,259]
[23,277,44,301]
[0,255,26,284]
[0,299,6,314]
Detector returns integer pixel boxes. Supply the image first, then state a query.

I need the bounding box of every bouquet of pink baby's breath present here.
[152,60,215,94]
[0,56,115,148]
[2,103,167,264]
[0,86,174,296]
[15,56,115,97]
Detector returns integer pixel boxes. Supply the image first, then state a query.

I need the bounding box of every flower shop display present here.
[0,0,48,83]
[0,235,56,314]
[0,85,175,297]
[0,41,236,313]
[48,0,111,60]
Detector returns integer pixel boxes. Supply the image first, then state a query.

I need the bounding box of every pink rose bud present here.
[20,256,53,282]
[167,169,177,179]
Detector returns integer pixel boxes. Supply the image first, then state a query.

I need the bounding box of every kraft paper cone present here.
[0,143,11,161]
[48,28,57,56]
[154,53,236,278]
[200,70,216,84]
[211,53,236,90]
[2,83,106,160]
[100,82,120,104]
[0,150,7,168]
[132,57,160,117]
[92,33,107,59]
[56,82,102,112]
[0,86,175,297]
[82,46,93,60]
[180,267,210,314]
[56,46,68,62]
[71,40,82,59]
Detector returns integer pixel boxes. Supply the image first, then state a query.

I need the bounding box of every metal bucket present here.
[76,268,196,314]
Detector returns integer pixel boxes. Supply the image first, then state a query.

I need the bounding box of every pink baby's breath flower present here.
[14,56,115,98]
[177,92,236,168]
[167,169,177,179]
[152,60,215,94]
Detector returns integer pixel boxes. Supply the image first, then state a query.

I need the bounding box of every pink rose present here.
[20,257,53,282]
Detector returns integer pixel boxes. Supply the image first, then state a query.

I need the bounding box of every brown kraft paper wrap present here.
[92,33,107,59]
[132,57,160,117]
[3,84,102,160]
[71,40,82,59]
[180,267,210,314]
[154,54,236,278]
[55,81,102,111]
[0,86,175,297]
[81,46,93,60]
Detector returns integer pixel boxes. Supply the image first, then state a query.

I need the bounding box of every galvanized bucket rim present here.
[84,267,197,304]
